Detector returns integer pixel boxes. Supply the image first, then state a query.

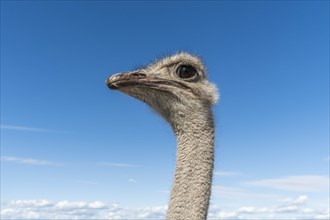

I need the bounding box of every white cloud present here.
[275,205,300,213]
[0,124,55,132]
[1,156,58,166]
[1,200,165,219]
[237,206,269,214]
[54,200,106,210]
[55,201,88,210]
[314,208,330,219]
[278,195,308,205]
[273,195,315,214]
[1,209,16,216]
[245,175,329,192]
[209,195,328,220]
[1,196,328,220]
[88,201,106,209]
[216,211,238,219]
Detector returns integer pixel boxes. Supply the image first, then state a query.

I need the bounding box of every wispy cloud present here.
[245,175,329,192]
[1,156,60,166]
[213,185,248,198]
[128,178,137,183]
[0,124,56,132]
[98,162,140,168]
[212,185,278,200]
[1,196,329,220]
[278,195,308,205]
[9,200,51,207]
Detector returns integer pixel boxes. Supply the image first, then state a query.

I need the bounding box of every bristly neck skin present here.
[166,104,215,220]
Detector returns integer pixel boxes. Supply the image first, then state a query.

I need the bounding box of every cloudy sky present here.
[1,1,329,219]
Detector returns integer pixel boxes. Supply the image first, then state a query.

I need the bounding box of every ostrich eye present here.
[176,65,197,79]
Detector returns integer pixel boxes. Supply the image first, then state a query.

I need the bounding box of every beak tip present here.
[106,79,118,90]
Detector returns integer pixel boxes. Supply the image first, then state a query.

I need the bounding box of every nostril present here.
[131,72,146,77]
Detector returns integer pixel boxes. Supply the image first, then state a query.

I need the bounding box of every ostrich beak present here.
[105,71,147,90]
[106,71,191,91]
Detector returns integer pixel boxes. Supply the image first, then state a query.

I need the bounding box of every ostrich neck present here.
[167,106,215,220]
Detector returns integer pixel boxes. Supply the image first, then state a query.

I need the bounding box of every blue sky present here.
[1,1,329,219]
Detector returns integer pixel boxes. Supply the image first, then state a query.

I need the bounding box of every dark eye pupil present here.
[176,65,196,79]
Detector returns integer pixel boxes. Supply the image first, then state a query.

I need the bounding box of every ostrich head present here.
[106,52,218,125]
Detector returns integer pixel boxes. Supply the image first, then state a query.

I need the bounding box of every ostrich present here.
[105,52,218,220]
